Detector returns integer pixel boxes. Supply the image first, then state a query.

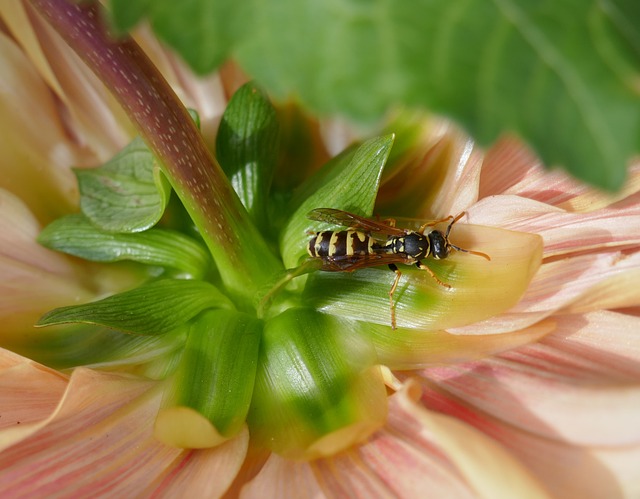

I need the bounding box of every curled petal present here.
[0,349,67,444]
[451,251,640,334]
[367,319,555,370]
[378,122,483,219]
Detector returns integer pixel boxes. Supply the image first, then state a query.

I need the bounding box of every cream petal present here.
[371,320,555,370]
[2,2,129,159]
[0,191,93,337]
[0,31,81,220]
[0,368,247,496]
[0,189,82,276]
[422,129,483,218]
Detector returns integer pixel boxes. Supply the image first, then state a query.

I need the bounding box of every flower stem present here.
[28,0,282,304]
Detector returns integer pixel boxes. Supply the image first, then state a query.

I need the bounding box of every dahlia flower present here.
[1,2,639,498]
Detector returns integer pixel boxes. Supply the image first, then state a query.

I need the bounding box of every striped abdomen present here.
[308,230,374,258]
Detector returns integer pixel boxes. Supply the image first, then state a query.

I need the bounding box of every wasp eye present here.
[429,231,449,259]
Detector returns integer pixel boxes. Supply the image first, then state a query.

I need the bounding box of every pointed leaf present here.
[216,82,279,230]
[38,214,210,278]
[37,279,232,335]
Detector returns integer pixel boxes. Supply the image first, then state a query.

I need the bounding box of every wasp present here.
[307,208,490,329]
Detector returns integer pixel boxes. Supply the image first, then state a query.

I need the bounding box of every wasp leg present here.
[415,261,451,288]
[388,263,402,330]
[418,215,455,233]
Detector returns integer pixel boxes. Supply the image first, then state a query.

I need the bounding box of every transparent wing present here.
[316,252,409,272]
[307,208,406,236]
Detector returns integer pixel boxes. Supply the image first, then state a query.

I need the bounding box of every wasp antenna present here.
[445,212,467,238]
[450,244,491,261]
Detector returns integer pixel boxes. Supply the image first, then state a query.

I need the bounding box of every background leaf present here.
[109,0,640,190]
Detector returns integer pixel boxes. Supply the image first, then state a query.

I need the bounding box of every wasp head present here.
[428,230,450,259]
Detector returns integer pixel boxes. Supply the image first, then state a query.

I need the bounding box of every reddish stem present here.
[28,0,280,302]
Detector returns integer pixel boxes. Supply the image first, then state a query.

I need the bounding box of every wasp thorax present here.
[428,230,450,259]
[402,232,430,259]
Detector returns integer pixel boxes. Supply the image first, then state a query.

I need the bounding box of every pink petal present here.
[241,382,547,498]
[420,312,640,447]
[0,368,247,496]
[422,386,640,498]
[468,195,640,257]
[0,189,82,276]
[479,136,640,211]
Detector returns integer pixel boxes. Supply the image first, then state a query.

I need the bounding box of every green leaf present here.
[108,0,152,33]
[38,214,210,278]
[216,82,280,229]
[162,309,262,437]
[37,279,232,335]
[111,0,640,189]
[75,137,171,233]
[279,135,394,268]
[111,0,245,73]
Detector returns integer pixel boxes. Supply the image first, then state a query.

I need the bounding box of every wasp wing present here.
[315,252,409,272]
[307,208,406,236]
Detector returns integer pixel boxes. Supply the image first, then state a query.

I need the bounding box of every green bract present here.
[74,137,171,233]
[35,83,542,457]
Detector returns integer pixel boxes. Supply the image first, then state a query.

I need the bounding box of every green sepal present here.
[216,82,279,230]
[7,324,186,377]
[162,309,262,438]
[248,307,386,459]
[279,135,394,268]
[74,137,171,233]
[38,214,211,278]
[36,279,232,335]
